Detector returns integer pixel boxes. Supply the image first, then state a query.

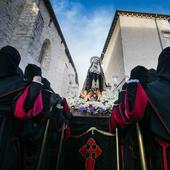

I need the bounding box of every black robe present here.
[0,76,43,170]
[110,47,170,170]
[64,116,116,170]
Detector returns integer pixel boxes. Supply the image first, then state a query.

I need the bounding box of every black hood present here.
[130,65,148,87]
[157,47,170,82]
[0,46,21,78]
[24,64,42,83]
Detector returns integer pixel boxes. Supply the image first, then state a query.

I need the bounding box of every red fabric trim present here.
[111,107,118,129]
[125,83,148,122]
[15,86,43,119]
[119,104,129,125]
[63,98,70,113]
[111,106,124,128]
[155,137,170,170]
[64,126,71,142]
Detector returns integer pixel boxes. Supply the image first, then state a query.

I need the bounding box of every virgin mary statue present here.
[80,56,106,100]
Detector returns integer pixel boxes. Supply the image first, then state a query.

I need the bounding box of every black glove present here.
[24,64,42,83]
[50,93,63,107]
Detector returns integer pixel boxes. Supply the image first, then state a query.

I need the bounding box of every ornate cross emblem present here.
[79,138,102,170]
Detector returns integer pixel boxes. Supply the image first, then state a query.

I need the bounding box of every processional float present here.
[37,56,147,170]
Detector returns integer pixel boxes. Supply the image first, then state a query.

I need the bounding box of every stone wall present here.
[0,0,78,97]
[0,0,26,48]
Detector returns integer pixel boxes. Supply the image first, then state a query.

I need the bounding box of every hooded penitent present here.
[0,46,25,96]
[147,47,170,141]
[130,65,148,87]
[0,46,21,78]
[0,46,24,170]
[24,64,42,83]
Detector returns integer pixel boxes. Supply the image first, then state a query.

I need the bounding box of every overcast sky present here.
[51,0,170,90]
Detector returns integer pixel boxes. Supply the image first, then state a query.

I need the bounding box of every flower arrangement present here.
[68,91,117,116]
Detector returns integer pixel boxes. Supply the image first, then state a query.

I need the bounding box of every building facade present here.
[0,0,79,97]
[101,10,170,89]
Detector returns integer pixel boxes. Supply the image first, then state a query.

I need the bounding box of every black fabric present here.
[0,75,26,170]
[86,73,103,92]
[0,75,27,114]
[82,61,106,93]
[24,64,42,83]
[64,116,116,170]
[147,68,157,83]
[0,116,22,170]
[157,47,170,82]
[40,130,62,170]
[115,66,150,170]
[19,119,45,170]
[119,66,148,113]
[0,72,43,170]
[122,125,141,170]
[17,67,24,79]
[130,65,148,88]
[146,47,170,141]
[24,82,43,113]
[114,48,170,170]
[42,77,54,92]
[126,83,138,112]
[0,46,21,78]
[147,80,170,141]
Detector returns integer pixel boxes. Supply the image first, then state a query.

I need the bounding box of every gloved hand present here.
[24,64,42,83]
[49,93,63,107]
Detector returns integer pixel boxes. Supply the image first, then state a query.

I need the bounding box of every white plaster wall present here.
[119,16,162,76]
[157,19,170,48]
[102,19,125,88]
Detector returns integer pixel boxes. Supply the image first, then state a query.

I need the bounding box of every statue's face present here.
[92,58,100,64]
[90,56,100,65]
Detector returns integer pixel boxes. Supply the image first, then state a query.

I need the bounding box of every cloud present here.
[52,0,113,90]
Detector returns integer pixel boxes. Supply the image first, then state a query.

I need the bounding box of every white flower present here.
[68,90,118,115]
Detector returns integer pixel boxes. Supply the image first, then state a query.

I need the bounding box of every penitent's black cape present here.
[0,76,26,170]
[0,46,27,170]
[147,47,170,142]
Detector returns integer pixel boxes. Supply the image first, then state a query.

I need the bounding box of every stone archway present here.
[38,39,51,71]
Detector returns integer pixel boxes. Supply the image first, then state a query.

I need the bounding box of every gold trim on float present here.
[71,127,115,139]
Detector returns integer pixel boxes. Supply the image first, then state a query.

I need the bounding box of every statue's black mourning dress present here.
[82,57,106,93]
